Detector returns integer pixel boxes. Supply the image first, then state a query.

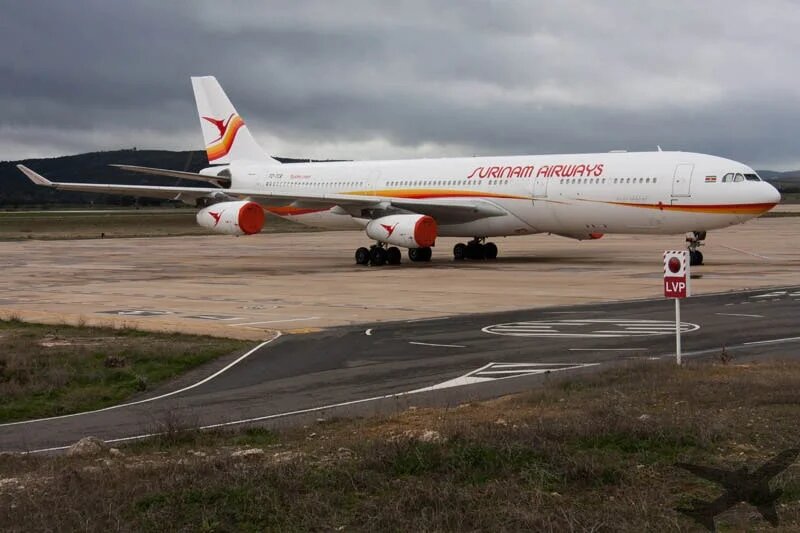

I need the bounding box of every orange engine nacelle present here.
[365,214,438,248]
[197,200,265,236]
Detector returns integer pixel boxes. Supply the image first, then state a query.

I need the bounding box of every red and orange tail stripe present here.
[206,114,245,162]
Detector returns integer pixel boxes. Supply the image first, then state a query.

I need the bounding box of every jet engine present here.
[196,200,265,236]
[365,214,437,248]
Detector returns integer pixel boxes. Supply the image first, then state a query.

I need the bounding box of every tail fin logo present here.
[202,113,246,162]
[202,114,233,143]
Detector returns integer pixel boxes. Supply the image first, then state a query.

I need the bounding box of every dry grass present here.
[2,359,800,531]
[0,319,249,422]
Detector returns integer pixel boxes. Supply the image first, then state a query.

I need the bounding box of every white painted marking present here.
[483,319,700,338]
[749,291,787,299]
[405,316,452,323]
[478,369,569,375]
[568,348,646,351]
[410,362,599,393]
[715,244,771,260]
[743,336,800,346]
[715,313,764,318]
[408,341,465,348]
[231,317,319,326]
[0,334,283,428]
[365,328,373,336]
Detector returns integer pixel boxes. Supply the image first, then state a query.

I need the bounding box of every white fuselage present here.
[223,150,780,239]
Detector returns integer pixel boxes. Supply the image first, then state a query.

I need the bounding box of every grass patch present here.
[3,360,800,531]
[0,319,249,422]
[763,211,800,217]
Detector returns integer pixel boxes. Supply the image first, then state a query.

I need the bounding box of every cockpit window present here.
[744,173,761,181]
[722,173,734,182]
[734,173,745,182]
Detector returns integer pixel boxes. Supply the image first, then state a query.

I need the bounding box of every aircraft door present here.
[671,164,694,197]
[532,174,548,199]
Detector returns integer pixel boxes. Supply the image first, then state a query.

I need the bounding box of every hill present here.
[757,169,800,194]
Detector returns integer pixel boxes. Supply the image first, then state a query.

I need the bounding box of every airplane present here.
[675,448,799,530]
[18,76,781,267]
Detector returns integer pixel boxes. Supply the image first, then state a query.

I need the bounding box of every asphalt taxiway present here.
[2,285,799,453]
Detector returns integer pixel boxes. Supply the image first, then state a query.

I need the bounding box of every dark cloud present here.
[2,0,799,168]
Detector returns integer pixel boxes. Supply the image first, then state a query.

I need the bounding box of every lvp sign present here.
[664,250,690,298]
[663,250,691,365]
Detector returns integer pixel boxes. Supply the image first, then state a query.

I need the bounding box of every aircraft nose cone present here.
[765,183,781,205]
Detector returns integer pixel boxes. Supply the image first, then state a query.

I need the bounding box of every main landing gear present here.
[686,231,706,266]
[453,238,498,261]
[408,247,432,262]
[355,244,425,266]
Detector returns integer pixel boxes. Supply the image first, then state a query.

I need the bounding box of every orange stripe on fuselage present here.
[349,188,532,201]
[596,200,778,215]
[206,115,245,162]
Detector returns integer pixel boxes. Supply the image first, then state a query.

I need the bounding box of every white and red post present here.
[663,250,690,365]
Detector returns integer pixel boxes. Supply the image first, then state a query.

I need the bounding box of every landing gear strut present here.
[453,238,498,261]
[686,231,706,266]
[355,244,402,266]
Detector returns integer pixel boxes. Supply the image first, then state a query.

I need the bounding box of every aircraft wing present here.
[753,448,800,480]
[17,165,508,223]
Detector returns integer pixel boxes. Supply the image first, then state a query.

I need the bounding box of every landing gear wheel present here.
[370,246,387,266]
[453,243,467,261]
[466,241,485,260]
[387,247,402,265]
[484,242,498,260]
[686,231,706,266]
[409,247,432,262]
[355,247,370,265]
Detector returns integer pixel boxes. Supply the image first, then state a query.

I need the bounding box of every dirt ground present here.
[0,216,797,339]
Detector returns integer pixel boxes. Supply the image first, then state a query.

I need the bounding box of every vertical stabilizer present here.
[190,76,279,165]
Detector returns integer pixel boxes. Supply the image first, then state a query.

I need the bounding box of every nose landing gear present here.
[686,231,706,266]
[453,238,498,261]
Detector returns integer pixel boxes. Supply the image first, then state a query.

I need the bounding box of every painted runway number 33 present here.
[663,250,690,298]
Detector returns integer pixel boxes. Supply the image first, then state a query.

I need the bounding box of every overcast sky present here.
[2,1,799,169]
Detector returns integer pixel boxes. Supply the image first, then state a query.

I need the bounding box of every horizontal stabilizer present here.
[110,164,229,187]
